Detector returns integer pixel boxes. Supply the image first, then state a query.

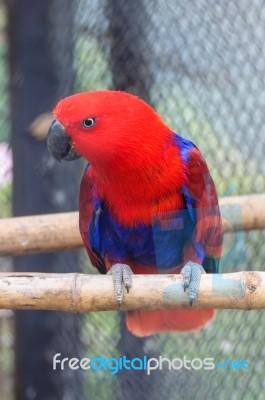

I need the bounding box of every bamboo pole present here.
[0,193,264,257]
[0,271,263,311]
[0,212,80,256]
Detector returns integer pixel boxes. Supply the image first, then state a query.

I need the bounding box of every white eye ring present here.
[82,117,96,128]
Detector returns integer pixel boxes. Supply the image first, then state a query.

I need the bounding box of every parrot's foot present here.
[181,262,206,306]
[107,263,133,308]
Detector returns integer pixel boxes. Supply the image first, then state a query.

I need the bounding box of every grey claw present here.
[107,263,133,307]
[181,262,206,305]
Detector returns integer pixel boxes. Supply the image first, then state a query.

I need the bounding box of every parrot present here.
[47,90,222,337]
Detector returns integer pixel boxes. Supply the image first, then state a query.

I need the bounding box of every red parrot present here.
[47,91,222,337]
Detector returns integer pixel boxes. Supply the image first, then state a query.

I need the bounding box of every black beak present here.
[47,120,80,161]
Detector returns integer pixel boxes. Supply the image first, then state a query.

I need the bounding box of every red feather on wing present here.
[184,146,222,268]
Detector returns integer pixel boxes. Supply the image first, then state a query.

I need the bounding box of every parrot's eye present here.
[82,117,96,128]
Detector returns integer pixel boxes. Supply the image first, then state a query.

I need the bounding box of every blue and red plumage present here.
[48,91,222,336]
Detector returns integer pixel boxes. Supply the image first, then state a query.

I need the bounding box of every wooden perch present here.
[0,193,264,257]
[0,271,263,311]
[0,212,80,256]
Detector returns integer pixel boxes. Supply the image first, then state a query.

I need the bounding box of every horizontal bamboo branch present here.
[0,212,80,256]
[0,193,264,256]
[0,272,263,311]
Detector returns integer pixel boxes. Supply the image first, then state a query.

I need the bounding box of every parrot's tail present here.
[126,309,215,337]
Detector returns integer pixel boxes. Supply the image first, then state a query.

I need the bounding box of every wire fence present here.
[0,0,265,399]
